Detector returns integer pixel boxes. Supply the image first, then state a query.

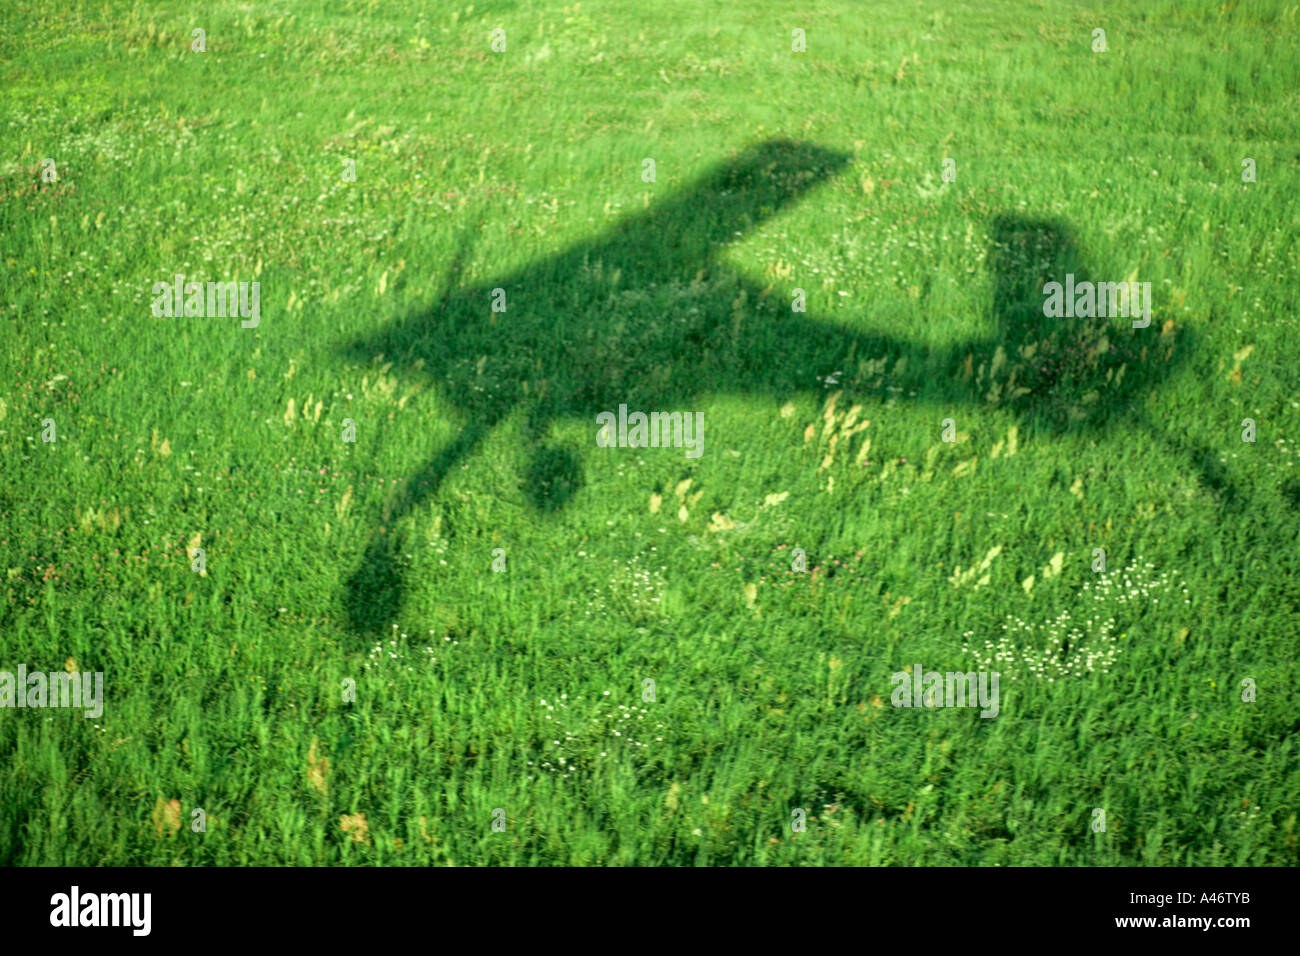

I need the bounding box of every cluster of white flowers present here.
[962,559,1189,681]
[1233,803,1264,836]
[585,551,668,623]
[362,626,455,684]
[1082,559,1190,608]
[527,695,666,779]
[962,610,1123,681]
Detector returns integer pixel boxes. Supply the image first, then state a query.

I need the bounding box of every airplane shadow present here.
[339,138,1201,634]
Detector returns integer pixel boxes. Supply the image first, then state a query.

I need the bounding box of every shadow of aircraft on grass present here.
[340,138,1197,634]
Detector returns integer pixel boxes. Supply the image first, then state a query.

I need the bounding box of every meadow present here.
[0,0,1297,865]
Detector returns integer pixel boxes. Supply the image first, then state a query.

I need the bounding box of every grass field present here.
[1,0,1297,865]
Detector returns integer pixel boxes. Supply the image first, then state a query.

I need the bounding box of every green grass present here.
[1,0,1297,865]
